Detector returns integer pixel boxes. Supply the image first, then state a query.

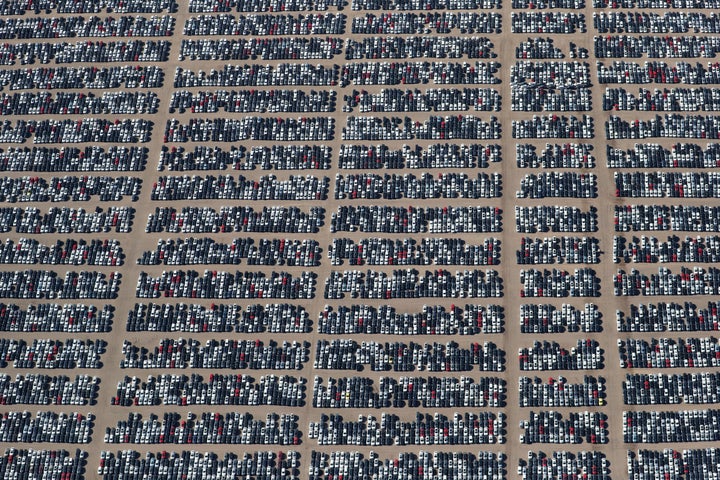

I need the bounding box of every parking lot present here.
[1,0,720,478]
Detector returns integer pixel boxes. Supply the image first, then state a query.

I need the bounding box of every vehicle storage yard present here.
[0,0,719,478]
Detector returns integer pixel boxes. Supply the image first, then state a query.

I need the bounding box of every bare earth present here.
[0,3,716,478]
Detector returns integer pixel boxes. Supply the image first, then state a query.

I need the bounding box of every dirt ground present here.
[0,3,717,478]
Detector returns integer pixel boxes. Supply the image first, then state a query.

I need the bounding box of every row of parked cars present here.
[324,268,502,299]
[185,13,344,36]
[310,450,505,480]
[332,205,502,233]
[150,174,328,201]
[614,204,720,232]
[351,0,500,9]
[0,270,119,299]
[0,91,158,116]
[516,143,595,169]
[170,89,335,114]
[513,0,584,6]
[0,374,97,406]
[512,114,594,139]
[595,35,720,59]
[623,372,720,405]
[340,61,501,87]
[173,64,337,88]
[628,448,720,480]
[517,172,596,198]
[614,234,720,263]
[519,375,605,407]
[318,303,504,335]
[335,172,501,200]
[0,338,105,369]
[339,143,500,170]
[617,300,720,332]
[0,175,140,203]
[1,448,84,480]
[158,145,331,171]
[604,87,720,111]
[607,142,720,168]
[146,206,324,234]
[606,113,720,139]
[615,171,720,198]
[520,411,608,444]
[137,237,320,267]
[345,36,496,61]
[11,310,103,345]
[520,268,600,297]
[511,61,590,88]
[238,303,305,333]
[164,117,333,142]
[190,0,343,11]
[0,146,146,172]
[178,37,343,61]
[614,266,720,296]
[511,12,586,34]
[0,15,174,39]
[0,231,96,260]
[127,302,309,333]
[99,450,298,480]
[520,451,608,480]
[112,373,305,407]
[351,12,501,35]
[520,303,602,333]
[0,118,151,144]
[308,412,505,445]
[516,37,565,59]
[343,115,501,140]
[517,236,600,265]
[624,409,720,443]
[313,339,505,372]
[516,206,597,233]
[619,336,720,368]
[120,338,308,370]
[595,0,720,7]
[135,269,316,299]
[597,60,720,85]
[312,375,505,409]
[510,60,592,91]
[511,86,591,112]
[0,206,132,234]
[595,11,720,33]
[0,411,93,443]
[0,40,170,66]
[1,0,174,14]
[518,339,603,370]
[521,451,608,480]
[106,412,300,445]
[0,302,113,333]
[344,87,500,113]
[329,237,500,266]
[308,450,506,480]
[0,238,122,266]
[0,65,162,93]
